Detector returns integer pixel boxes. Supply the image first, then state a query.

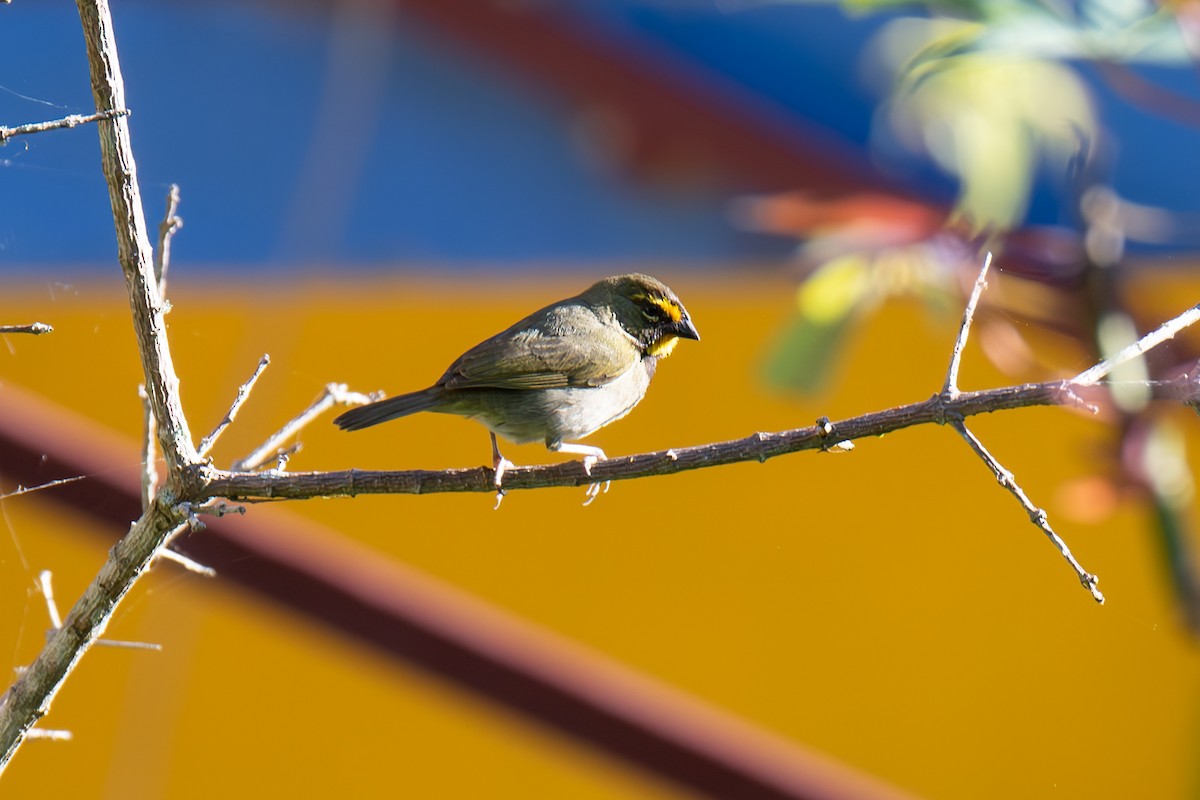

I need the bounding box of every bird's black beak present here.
[674,313,700,342]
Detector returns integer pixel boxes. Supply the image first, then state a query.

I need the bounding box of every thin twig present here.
[91,639,163,652]
[151,515,215,577]
[0,475,85,502]
[140,186,181,505]
[0,108,127,144]
[156,548,216,578]
[138,385,157,511]
[952,421,1104,602]
[36,572,62,631]
[22,729,72,742]
[38,570,166,650]
[943,251,992,396]
[154,184,182,293]
[0,323,53,335]
[1074,302,1200,385]
[196,354,270,459]
[232,382,378,471]
[942,253,1100,602]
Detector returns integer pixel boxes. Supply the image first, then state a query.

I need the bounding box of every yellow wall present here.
[2,269,1199,798]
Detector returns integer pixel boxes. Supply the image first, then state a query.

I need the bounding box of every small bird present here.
[334,273,699,505]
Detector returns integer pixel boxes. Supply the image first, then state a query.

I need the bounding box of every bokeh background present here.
[4,1,1200,797]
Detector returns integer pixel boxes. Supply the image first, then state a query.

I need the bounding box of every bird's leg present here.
[490,432,515,510]
[552,442,609,506]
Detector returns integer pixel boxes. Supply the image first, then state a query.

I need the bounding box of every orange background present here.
[2,269,1199,798]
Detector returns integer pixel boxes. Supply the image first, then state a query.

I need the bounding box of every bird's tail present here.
[333,387,443,431]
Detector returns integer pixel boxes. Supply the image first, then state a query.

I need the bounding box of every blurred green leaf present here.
[881,21,1096,231]
[1143,418,1200,630]
[762,256,873,392]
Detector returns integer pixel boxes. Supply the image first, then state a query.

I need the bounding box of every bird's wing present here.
[439,311,637,391]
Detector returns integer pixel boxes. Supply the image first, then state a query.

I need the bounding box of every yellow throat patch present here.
[648,333,679,358]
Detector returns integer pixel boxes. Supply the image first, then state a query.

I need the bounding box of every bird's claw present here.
[580,455,610,506]
[492,455,515,511]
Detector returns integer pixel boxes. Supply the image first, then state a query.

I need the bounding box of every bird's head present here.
[585,273,700,358]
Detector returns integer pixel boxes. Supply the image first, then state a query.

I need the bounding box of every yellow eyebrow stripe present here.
[651,296,682,322]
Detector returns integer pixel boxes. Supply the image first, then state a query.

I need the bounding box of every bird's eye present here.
[641,305,665,323]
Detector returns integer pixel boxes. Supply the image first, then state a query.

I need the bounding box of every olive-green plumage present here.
[334,274,699,472]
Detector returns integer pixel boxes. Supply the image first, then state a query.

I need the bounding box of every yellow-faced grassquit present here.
[334,273,699,504]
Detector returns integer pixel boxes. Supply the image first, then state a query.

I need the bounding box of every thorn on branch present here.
[814,416,854,452]
[752,431,773,464]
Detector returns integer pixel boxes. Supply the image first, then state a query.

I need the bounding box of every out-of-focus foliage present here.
[876,23,1096,232]
[760,243,961,390]
[744,0,1196,390]
[749,0,1200,630]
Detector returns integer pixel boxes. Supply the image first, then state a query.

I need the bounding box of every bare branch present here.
[0,108,127,145]
[0,475,85,502]
[140,186,181,506]
[0,0,196,774]
[154,183,182,293]
[38,570,167,650]
[0,323,53,335]
[943,251,992,395]
[92,639,163,652]
[138,385,157,511]
[233,382,378,471]
[952,421,1104,602]
[196,354,270,458]
[19,521,183,723]
[74,0,197,472]
[198,366,1200,507]
[36,571,63,631]
[1074,302,1200,385]
[148,513,217,576]
[936,253,1104,601]
[156,548,217,578]
[196,378,1155,502]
